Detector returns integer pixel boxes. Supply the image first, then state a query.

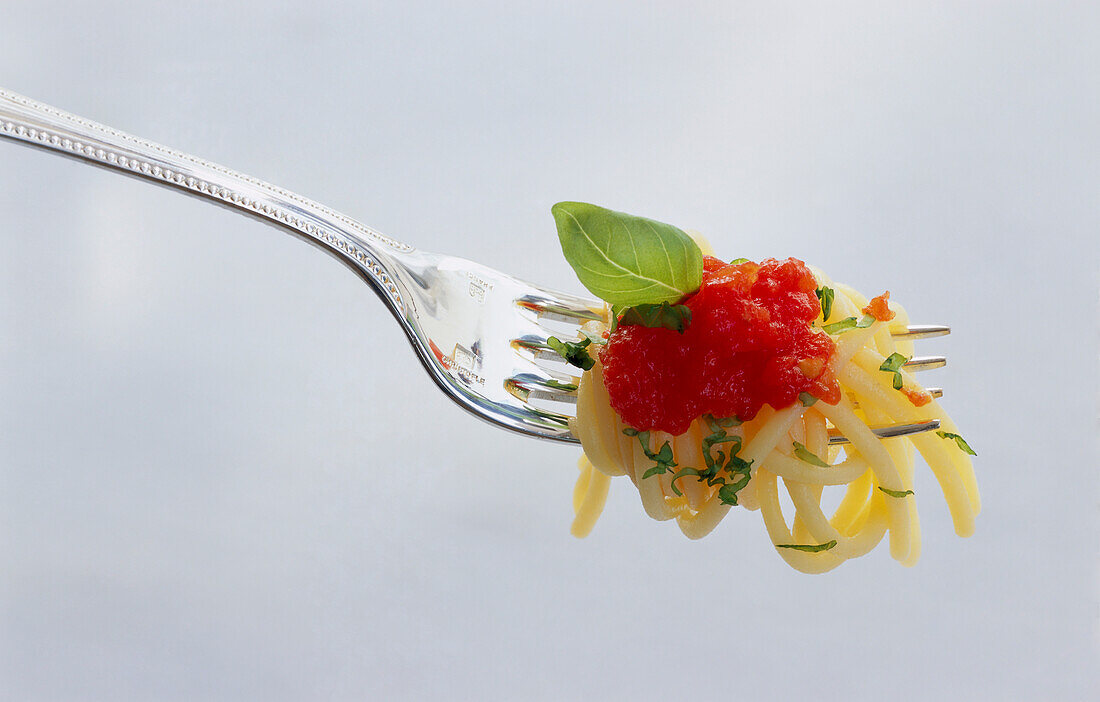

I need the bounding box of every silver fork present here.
[0,88,948,444]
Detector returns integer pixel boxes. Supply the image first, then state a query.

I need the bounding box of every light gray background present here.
[1,2,1097,700]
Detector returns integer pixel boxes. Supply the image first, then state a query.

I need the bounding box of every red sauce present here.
[900,386,932,407]
[600,257,840,434]
[862,291,895,322]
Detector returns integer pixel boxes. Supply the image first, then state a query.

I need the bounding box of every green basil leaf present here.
[654,441,675,466]
[579,329,607,346]
[552,201,703,305]
[798,392,818,407]
[546,336,595,371]
[669,467,702,496]
[815,286,835,322]
[936,431,977,456]
[717,483,742,506]
[878,487,915,498]
[641,465,666,480]
[879,353,908,373]
[776,540,838,553]
[892,372,904,390]
[792,441,830,467]
[822,317,857,334]
[823,313,877,335]
[618,302,693,333]
[728,257,750,265]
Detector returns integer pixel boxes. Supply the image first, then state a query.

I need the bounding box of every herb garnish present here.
[629,413,753,504]
[879,352,909,390]
[822,314,876,334]
[617,302,692,333]
[728,257,750,265]
[579,329,607,346]
[776,540,838,553]
[798,392,818,407]
[936,431,977,455]
[622,428,678,479]
[546,336,595,371]
[815,286,835,322]
[792,441,830,467]
[878,486,915,498]
[552,201,703,306]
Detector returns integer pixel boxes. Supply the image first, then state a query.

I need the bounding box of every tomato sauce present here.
[600,257,840,434]
[862,291,895,322]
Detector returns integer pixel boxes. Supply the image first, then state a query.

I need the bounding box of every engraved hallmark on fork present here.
[428,340,486,386]
[467,272,495,303]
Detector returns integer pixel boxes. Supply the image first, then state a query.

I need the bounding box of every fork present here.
[0,88,948,444]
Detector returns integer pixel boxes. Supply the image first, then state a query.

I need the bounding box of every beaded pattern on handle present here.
[1,92,409,314]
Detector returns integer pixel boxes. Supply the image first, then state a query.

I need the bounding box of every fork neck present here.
[0,87,416,317]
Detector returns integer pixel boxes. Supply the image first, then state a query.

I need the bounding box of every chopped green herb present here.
[579,329,607,346]
[546,336,595,371]
[798,392,818,407]
[669,467,702,496]
[636,414,754,505]
[776,540,838,553]
[641,465,668,479]
[618,301,692,333]
[879,353,908,372]
[717,483,744,506]
[792,441,831,467]
[879,352,909,390]
[936,431,977,456]
[815,286,835,322]
[728,257,750,265]
[621,427,639,437]
[822,314,876,335]
[551,201,703,306]
[879,486,915,498]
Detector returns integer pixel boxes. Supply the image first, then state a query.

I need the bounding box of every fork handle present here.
[0,87,414,315]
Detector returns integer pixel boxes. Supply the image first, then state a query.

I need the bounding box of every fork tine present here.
[904,355,947,371]
[892,324,950,339]
[829,419,940,445]
[516,294,604,323]
[505,376,580,405]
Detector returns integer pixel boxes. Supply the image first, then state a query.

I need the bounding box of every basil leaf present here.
[879,353,908,373]
[936,431,977,456]
[546,336,595,371]
[552,201,703,305]
[823,314,876,335]
[798,392,818,407]
[815,286,835,322]
[618,302,692,333]
[728,257,750,265]
[878,353,908,390]
[669,467,702,496]
[579,329,607,346]
[822,317,857,334]
[641,465,667,479]
[717,483,742,506]
[776,540,838,553]
[792,441,830,467]
[879,487,915,498]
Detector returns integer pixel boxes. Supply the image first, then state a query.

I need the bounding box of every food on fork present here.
[548,202,979,573]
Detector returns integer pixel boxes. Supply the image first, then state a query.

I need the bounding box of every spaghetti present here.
[567,257,979,573]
